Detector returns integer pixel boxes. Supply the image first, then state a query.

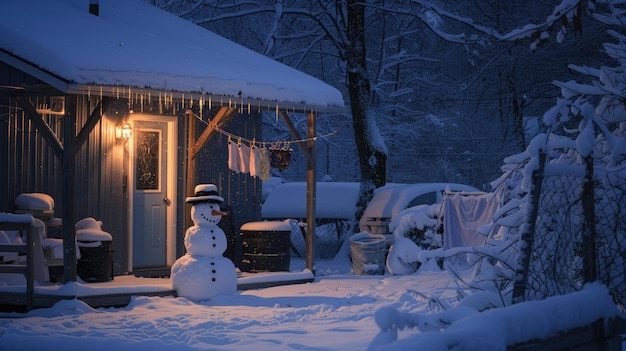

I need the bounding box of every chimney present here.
[89,0,99,16]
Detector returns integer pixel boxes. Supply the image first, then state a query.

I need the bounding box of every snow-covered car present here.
[359,183,480,244]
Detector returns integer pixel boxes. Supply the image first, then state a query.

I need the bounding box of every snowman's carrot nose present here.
[212,210,228,216]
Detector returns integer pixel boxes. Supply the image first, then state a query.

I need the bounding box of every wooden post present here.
[62,95,77,283]
[184,110,197,231]
[306,111,316,272]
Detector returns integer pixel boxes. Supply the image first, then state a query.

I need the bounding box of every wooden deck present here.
[0,270,315,312]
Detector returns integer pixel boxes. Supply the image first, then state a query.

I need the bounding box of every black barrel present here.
[77,240,113,282]
[240,221,292,272]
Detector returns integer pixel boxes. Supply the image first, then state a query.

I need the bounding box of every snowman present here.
[170,184,237,300]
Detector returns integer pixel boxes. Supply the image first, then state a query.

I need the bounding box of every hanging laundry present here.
[258,148,270,181]
[238,140,250,173]
[249,144,260,177]
[228,137,240,173]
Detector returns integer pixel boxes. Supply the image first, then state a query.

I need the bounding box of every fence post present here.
[512,151,546,304]
[582,155,597,283]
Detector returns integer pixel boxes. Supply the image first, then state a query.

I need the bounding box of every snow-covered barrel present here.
[75,218,113,282]
[240,221,292,272]
[349,232,386,275]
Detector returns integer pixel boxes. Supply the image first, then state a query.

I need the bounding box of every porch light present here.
[121,123,132,140]
[116,122,132,140]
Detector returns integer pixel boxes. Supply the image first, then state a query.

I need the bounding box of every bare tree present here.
[151,0,611,213]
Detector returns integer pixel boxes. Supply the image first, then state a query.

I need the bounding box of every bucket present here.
[349,232,386,275]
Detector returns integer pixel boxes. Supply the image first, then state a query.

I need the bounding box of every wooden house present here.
[0,0,344,282]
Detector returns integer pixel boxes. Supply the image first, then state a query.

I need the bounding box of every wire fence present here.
[514,151,626,310]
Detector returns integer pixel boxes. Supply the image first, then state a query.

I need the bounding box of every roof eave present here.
[67,83,346,115]
[0,49,69,94]
[0,51,345,115]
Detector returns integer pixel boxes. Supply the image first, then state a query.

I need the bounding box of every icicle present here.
[99,87,103,115]
[159,92,162,114]
[200,95,204,119]
[209,96,212,110]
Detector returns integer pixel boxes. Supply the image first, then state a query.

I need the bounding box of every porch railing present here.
[0,216,35,310]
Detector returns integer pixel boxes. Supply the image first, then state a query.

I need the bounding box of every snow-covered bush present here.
[390,204,443,250]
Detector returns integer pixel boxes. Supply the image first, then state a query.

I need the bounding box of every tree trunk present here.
[346,0,387,228]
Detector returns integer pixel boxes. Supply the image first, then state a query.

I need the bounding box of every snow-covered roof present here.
[0,0,344,113]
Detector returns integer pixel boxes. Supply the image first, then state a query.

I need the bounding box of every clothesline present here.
[190,111,340,149]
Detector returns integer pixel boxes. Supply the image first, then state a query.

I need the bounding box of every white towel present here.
[228,139,240,172]
[239,142,250,173]
[258,148,270,181]
[250,145,260,177]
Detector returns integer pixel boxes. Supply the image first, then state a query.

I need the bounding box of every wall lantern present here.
[116,122,132,140]
[121,123,132,140]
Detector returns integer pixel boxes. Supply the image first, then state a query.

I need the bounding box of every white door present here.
[131,117,176,268]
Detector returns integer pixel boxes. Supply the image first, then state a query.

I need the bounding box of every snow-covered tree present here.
[419,0,626,308]
[150,1,614,236]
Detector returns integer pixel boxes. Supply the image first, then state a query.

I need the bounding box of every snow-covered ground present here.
[0,256,623,351]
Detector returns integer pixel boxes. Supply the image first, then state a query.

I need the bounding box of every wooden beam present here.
[14,96,63,159]
[189,106,235,160]
[278,111,312,162]
[75,99,107,150]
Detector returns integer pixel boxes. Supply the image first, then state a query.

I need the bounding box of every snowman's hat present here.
[186,184,224,204]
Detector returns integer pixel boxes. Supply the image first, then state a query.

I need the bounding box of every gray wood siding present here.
[2,63,262,276]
